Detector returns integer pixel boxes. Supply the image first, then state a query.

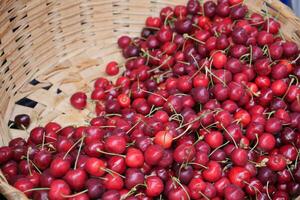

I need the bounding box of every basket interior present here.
[0,0,300,146]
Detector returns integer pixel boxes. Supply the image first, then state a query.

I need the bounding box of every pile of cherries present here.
[1,0,300,199]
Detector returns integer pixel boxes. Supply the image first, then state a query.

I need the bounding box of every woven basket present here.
[0,0,300,199]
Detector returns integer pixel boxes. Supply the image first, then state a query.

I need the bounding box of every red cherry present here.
[49,180,71,200]
[267,154,287,171]
[14,178,34,197]
[271,79,288,96]
[70,92,87,110]
[212,52,227,69]
[154,131,173,148]
[202,161,222,182]
[258,133,276,152]
[204,131,223,149]
[64,169,87,191]
[117,94,130,107]
[50,157,71,178]
[105,61,119,76]
[125,147,144,168]
[231,148,248,166]
[103,173,124,190]
[85,157,106,176]
[105,135,127,154]
[145,176,164,197]
[228,167,251,188]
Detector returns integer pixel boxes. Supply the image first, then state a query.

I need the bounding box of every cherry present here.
[85,178,105,198]
[177,76,192,93]
[145,176,164,197]
[104,135,126,154]
[228,167,251,188]
[167,185,190,200]
[264,117,282,133]
[14,114,30,129]
[231,4,247,20]
[224,184,245,200]
[85,157,105,176]
[49,157,71,178]
[118,36,131,49]
[33,190,49,200]
[103,173,124,190]
[70,92,87,110]
[154,130,173,148]
[33,150,52,170]
[271,79,288,96]
[14,178,34,197]
[188,177,206,199]
[49,179,71,200]
[258,133,276,152]
[64,169,87,191]
[204,1,217,17]
[144,144,164,165]
[0,146,13,164]
[125,147,144,168]
[102,190,120,200]
[202,161,222,182]
[232,27,248,45]
[173,143,196,163]
[124,168,144,189]
[105,61,119,76]
[204,131,223,149]
[212,52,227,69]
[175,19,192,34]
[231,148,248,166]
[283,41,299,57]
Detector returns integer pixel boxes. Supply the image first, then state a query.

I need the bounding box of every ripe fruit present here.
[154,131,173,148]
[70,92,87,110]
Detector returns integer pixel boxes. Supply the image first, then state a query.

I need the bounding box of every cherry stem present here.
[242,180,262,195]
[41,129,46,150]
[140,89,167,101]
[250,134,259,152]
[264,3,270,33]
[96,149,126,158]
[282,76,296,100]
[188,162,208,169]
[173,125,192,140]
[24,188,50,193]
[190,57,208,81]
[148,56,172,73]
[209,141,230,157]
[249,45,253,66]
[292,53,300,64]
[121,183,146,200]
[199,190,210,200]
[104,85,122,93]
[126,120,141,134]
[183,34,205,45]
[26,147,32,176]
[61,189,88,198]
[205,66,227,87]
[63,136,85,160]
[171,177,191,200]
[29,160,42,174]
[221,124,238,148]
[101,167,126,179]
[105,113,122,117]
[266,181,272,200]
[263,110,275,119]
[74,136,85,170]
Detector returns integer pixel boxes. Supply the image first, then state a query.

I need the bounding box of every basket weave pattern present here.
[0,0,300,199]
